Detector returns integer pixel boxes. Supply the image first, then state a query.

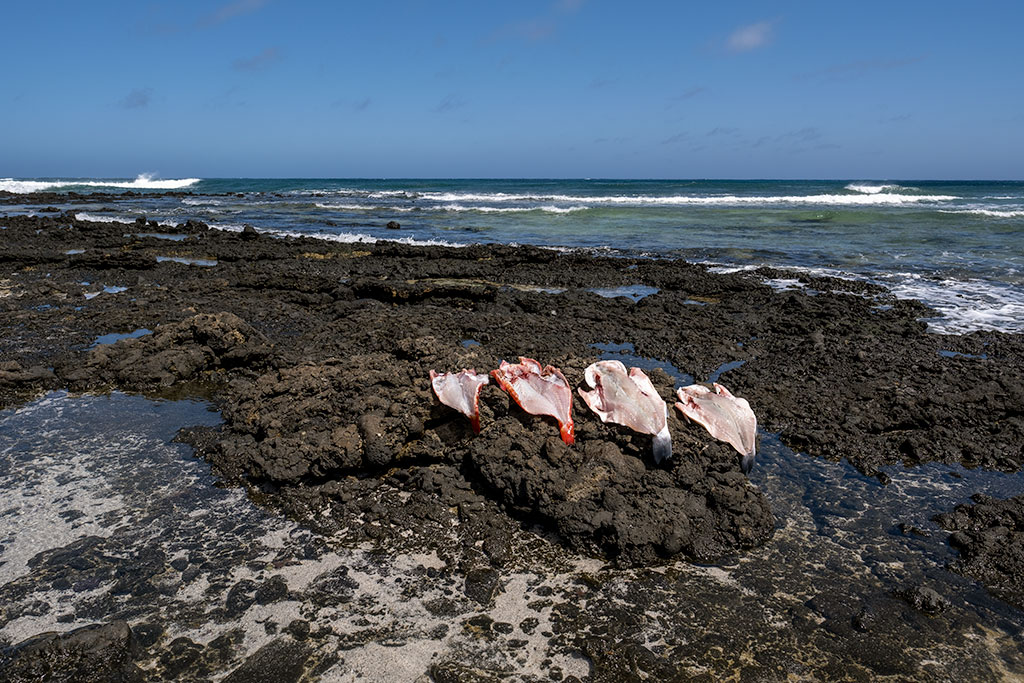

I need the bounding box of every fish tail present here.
[740,451,755,474]
[559,422,575,445]
[652,428,672,464]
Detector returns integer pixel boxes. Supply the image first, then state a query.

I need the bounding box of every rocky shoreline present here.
[1,202,1023,680]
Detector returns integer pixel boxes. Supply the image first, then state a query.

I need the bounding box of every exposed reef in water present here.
[936,493,1024,609]
[1,204,1023,679]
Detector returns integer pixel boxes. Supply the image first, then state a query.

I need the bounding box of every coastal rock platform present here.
[1,204,1023,680]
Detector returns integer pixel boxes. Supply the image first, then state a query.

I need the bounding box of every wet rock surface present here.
[1,201,1024,679]
[936,494,1024,609]
[2,392,1023,681]
[1,210,1020,482]
[0,621,141,683]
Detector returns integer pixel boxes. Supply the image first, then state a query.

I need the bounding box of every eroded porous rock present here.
[5,209,1023,571]
[0,361,58,406]
[60,312,272,390]
[0,621,141,683]
[202,356,434,482]
[935,493,1024,609]
[469,421,772,565]
[221,638,311,683]
[194,350,773,565]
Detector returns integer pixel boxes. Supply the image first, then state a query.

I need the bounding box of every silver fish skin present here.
[676,383,756,473]
[579,360,672,463]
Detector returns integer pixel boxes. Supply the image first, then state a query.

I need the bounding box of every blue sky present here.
[3,1,1022,179]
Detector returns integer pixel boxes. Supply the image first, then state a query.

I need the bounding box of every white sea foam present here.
[315,202,372,210]
[76,212,178,227]
[208,222,466,248]
[208,222,246,232]
[418,191,955,207]
[707,261,1024,334]
[0,174,200,193]
[439,204,588,214]
[940,208,1024,218]
[845,183,906,194]
[315,202,416,212]
[367,190,420,199]
[75,213,124,223]
[887,276,1024,334]
[181,197,226,206]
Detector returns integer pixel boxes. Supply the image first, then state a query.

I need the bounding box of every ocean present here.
[3,175,1023,334]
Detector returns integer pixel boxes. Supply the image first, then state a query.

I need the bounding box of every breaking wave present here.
[940,208,1024,219]
[437,204,588,214]
[845,183,908,194]
[0,174,201,193]
[207,222,466,249]
[706,261,1024,335]
[418,191,956,207]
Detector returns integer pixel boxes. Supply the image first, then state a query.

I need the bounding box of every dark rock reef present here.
[0,208,1022,568]
[936,494,1024,609]
[0,621,141,683]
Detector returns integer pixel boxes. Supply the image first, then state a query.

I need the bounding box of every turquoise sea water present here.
[3,177,1023,334]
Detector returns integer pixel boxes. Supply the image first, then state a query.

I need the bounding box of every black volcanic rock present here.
[935,494,1024,609]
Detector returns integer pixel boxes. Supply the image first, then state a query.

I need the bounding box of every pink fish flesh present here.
[578,360,672,463]
[430,369,490,433]
[491,357,575,444]
[675,383,757,473]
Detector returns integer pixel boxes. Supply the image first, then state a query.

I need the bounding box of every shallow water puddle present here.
[1,390,1021,680]
[91,328,152,347]
[939,349,988,360]
[131,232,189,241]
[591,341,695,386]
[0,393,592,680]
[587,284,660,302]
[589,343,1024,644]
[156,256,218,267]
[707,359,746,383]
[503,284,565,295]
[83,285,127,300]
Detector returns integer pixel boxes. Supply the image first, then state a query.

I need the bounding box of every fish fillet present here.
[675,383,757,473]
[430,369,490,433]
[491,357,575,444]
[578,360,672,463]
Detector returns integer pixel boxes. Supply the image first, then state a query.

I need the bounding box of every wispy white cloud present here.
[233,47,282,71]
[726,20,776,53]
[119,88,152,109]
[199,0,271,29]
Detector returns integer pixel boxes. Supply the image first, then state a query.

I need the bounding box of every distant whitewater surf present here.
[0,174,200,194]
[6,176,1024,334]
